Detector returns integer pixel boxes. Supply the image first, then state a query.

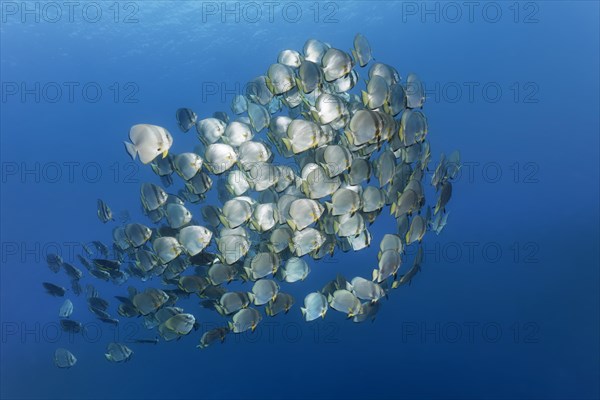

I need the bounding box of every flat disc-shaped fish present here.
[153,236,182,264]
[43,282,66,297]
[292,228,326,257]
[303,39,330,64]
[301,292,328,321]
[231,95,248,115]
[216,234,250,265]
[165,203,192,229]
[59,299,73,318]
[178,225,212,256]
[124,223,152,248]
[399,109,428,147]
[350,277,385,302]
[278,49,302,68]
[124,124,173,165]
[176,108,197,132]
[198,327,230,349]
[229,308,262,333]
[281,257,310,283]
[132,288,169,315]
[196,118,226,145]
[266,293,294,316]
[140,183,168,211]
[105,342,133,363]
[97,199,113,223]
[251,279,279,306]
[266,63,296,95]
[54,348,77,368]
[328,289,362,317]
[163,313,195,335]
[173,152,203,180]
[321,48,353,82]
[353,33,373,67]
[406,73,425,109]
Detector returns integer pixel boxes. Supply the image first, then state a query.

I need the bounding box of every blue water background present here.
[1,1,599,399]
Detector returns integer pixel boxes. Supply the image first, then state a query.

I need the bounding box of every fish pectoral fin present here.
[124,141,137,160]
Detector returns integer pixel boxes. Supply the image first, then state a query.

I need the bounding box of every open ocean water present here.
[0,1,599,399]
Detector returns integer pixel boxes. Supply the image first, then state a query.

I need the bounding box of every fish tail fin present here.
[325,202,333,213]
[281,137,293,152]
[333,220,340,234]
[243,267,253,280]
[249,219,261,232]
[217,213,230,228]
[310,110,320,123]
[279,268,287,281]
[301,180,310,195]
[343,129,353,146]
[265,76,274,94]
[361,90,369,107]
[124,141,137,160]
[371,269,378,282]
[287,219,297,231]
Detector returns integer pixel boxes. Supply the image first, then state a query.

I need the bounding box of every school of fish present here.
[43,35,460,367]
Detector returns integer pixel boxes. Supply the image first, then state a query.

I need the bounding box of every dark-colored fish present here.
[114,296,134,306]
[76,254,93,271]
[156,225,179,238]
[213,111,230,124]
[109,269,128,283]
[88,296,109,311]
[189,251,218,266]
[70,279,82,296]
[82,243,93,256]
[62,262,83,280]
[97,199,114,223]
[90,269,111,281]
[92,241,109,257]
[199,300,218,311]
[133,337,159,344]
[98,317,119,325]
[199,285,227,300]
[176,108,197,132]
[46,254,63,273]
[42,282,66,297]
[88,306,111,319]
[93,259,121,272]
[117,303,139,318]
[85,284,99,299]
[60,319,83,333]
[112,244,125,262]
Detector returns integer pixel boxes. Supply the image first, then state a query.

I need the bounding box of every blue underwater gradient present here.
[1,1,599,399]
